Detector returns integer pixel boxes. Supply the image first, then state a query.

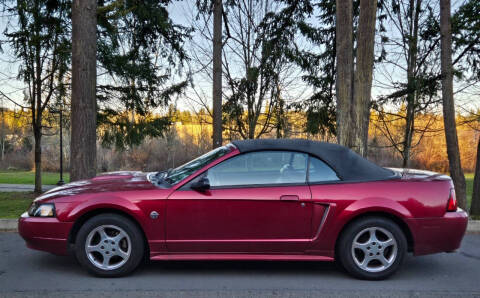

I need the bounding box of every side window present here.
[308,156,340,183]
[207,151,308,187]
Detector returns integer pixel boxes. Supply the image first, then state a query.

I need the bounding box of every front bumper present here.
[18,212,73,255]
[406,209,468,256]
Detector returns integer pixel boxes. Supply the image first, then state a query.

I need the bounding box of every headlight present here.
[28,203,56,217]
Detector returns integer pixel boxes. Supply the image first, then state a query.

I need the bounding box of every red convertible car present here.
[19,139,467,280]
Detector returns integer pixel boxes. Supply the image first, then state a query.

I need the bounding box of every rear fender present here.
[310,197,412,256]
[341,197,413,222]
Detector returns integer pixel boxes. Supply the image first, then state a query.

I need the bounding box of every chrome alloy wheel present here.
[351,227,398,273]
[85,225,132,271]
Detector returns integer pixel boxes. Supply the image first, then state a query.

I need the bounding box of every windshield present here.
[163,145,233,185]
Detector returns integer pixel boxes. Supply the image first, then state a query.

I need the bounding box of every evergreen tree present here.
[96,0,192,149]
[2,0,70,192]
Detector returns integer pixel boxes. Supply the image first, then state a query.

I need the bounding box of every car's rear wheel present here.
[337,217,407,280]
[75,213,145,277]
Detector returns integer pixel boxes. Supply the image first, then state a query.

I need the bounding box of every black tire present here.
[75,213,145,277]
[337,216,407,280]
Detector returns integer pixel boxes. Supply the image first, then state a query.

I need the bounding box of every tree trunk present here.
[440,0,467,210]
[353,0,378,157]
[33,130,42,193]
[70,0,97,181]
[470,136,480,216]
[402,0,421,168]
[212,0,223,148]
[402,104,414,168]
[335,0,354,148]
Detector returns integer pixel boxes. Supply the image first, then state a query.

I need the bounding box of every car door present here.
[166,151,313,254]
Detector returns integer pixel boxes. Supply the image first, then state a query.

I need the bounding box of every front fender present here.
[56,195,154,242]
[63,196,145,223]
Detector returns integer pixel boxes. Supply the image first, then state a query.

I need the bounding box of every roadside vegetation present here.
[0,171,69,185]
[0,192,35,219]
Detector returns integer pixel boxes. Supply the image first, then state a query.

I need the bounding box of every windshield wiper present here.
[162,168,176,184]
[153,168,168,180]
[153,168,172,182]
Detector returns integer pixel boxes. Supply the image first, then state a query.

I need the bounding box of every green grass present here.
[0,171,69,185]
[0,192,36,218]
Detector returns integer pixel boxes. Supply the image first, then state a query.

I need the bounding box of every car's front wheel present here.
[337,217,407,280]
[75,213,145,277]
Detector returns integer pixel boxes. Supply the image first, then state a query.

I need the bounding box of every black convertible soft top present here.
[231,139,398,182]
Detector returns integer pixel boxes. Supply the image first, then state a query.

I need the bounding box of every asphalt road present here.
[0,233,479,298]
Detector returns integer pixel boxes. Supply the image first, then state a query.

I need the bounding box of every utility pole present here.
[0,99,4,161]
[57,106,64,186]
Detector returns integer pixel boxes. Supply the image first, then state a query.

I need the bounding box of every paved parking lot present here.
[1,233,479,297]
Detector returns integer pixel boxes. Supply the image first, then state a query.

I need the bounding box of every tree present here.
[295,0,337,138]
[256,0,378,145]
[400,0,422,167]
[222,1,304,139]
[3,0,70,192]
[373,0,480,168]
[335,0,378,156]
[70,0,97,181]
[373,0,442,167]
[440,0,467,209]
[454,0,480,216]
[190,0,306,140]
[96,0,191,149]
[335,0,354,149]
[248,0,336,138]
[353,0,378,156]
[212,0,223,148]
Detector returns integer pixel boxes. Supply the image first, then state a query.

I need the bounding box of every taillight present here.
[446,188,457,212]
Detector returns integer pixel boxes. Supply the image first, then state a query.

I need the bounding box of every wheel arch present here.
[334,211,414,253]
[67,208,149,258]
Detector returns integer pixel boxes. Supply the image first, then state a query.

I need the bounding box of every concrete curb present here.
[468,220,480,234]
[0,219,18,231]
[1,218,480,233]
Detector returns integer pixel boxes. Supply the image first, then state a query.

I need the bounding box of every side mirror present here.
[191,177,210,192]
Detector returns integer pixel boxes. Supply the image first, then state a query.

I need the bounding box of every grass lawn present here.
[0,192,36,219]
[0,171,69,185]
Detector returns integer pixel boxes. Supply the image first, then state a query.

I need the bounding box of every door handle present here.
[280,195,300,201]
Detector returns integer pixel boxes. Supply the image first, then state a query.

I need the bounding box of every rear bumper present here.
[406,209,468,256]
[18,213,73,255]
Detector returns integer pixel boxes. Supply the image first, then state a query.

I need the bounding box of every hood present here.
[388,168,451,181]
[34,171,157,202]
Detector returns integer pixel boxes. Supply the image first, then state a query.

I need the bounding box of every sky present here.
[0,0,478,115]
